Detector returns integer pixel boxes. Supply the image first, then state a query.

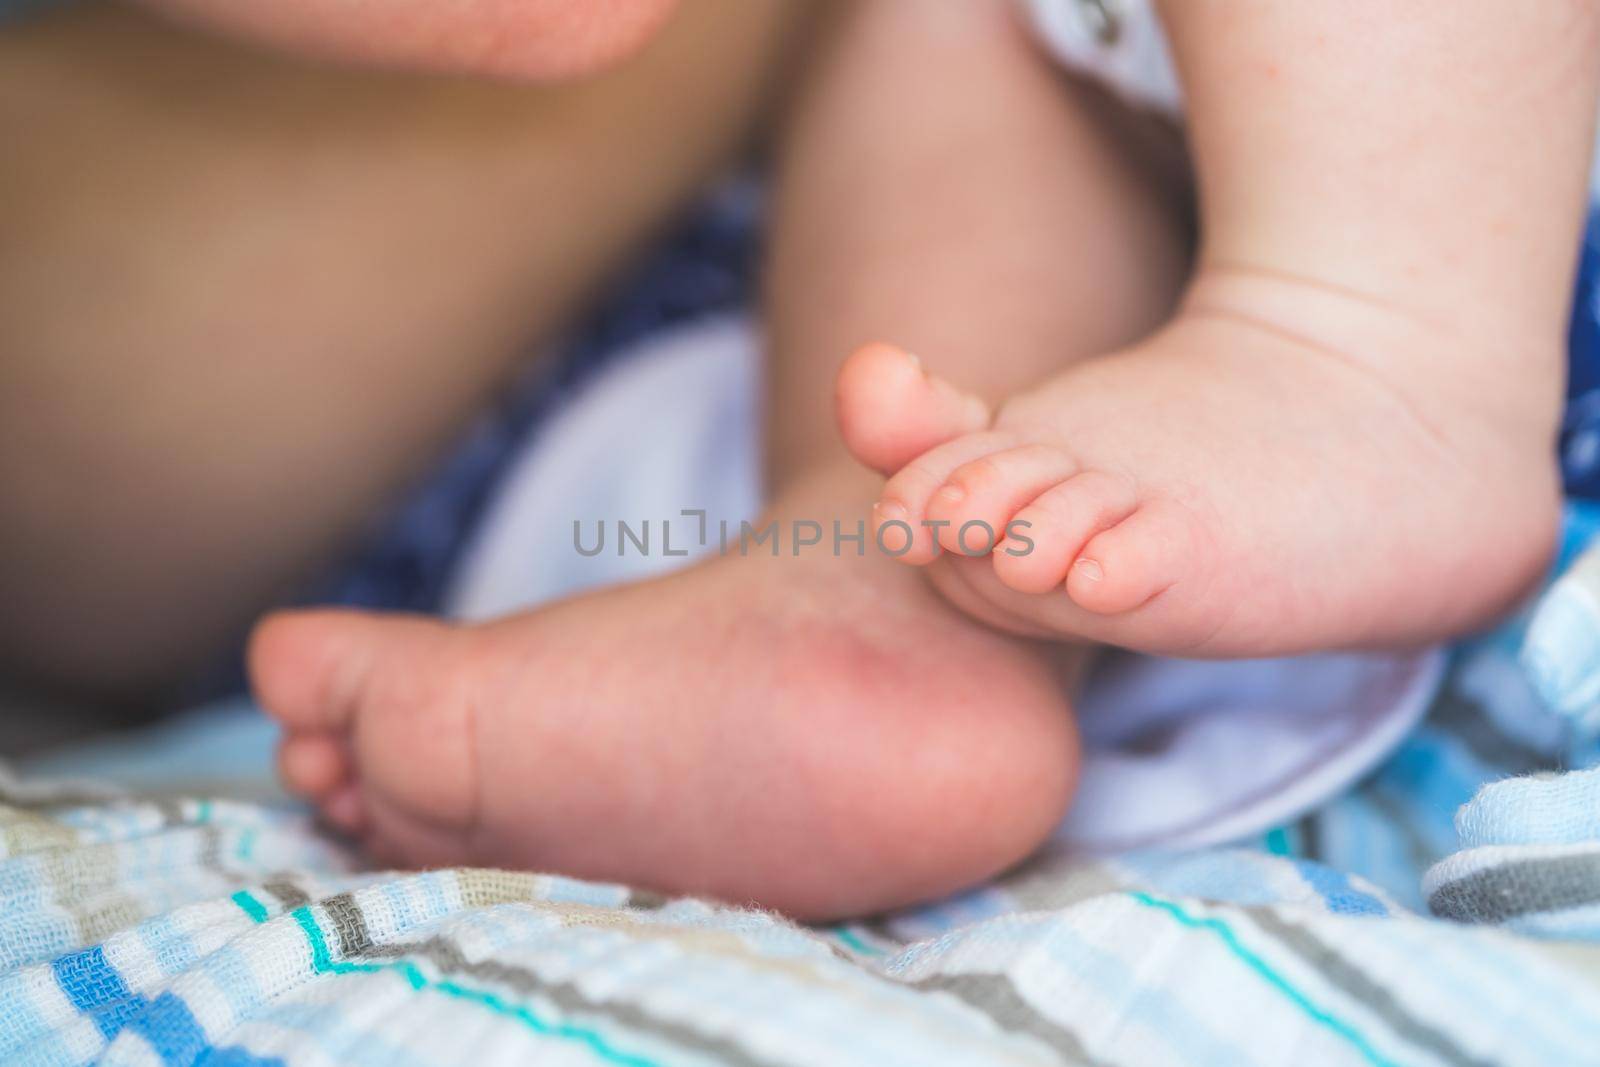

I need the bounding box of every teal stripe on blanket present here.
[233,891,666,1067]
[1129,891,1403,1067]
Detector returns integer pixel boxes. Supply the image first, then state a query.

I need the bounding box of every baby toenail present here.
[1074,558,1104,582]
[936,484,966,505]
[876,500,909,521]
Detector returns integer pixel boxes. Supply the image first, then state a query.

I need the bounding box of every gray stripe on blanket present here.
[0,767,123,810]
[911,974,1102,1067]
[322,892,373,957]
[1249,911,1493,1067]
[1429,853,1600,924]
[1431,685,1549,775]
[323,893,1076,1066]
[263,878,311,911]
[624,889,669,910]
[1294,813,1322,862]
[347,924,774,1067]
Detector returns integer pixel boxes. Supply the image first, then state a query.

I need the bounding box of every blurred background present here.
[0,0,806,755]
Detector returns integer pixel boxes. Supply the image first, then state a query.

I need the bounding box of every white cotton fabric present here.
[1023,0,1182,116]
[444,314,1444,852]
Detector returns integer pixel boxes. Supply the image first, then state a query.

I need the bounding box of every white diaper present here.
[1023,0,1182,116]
[445,315,1443,853]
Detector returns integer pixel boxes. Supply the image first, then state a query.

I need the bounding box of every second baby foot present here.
[252,468,1082,920]
[838,271,1563,655]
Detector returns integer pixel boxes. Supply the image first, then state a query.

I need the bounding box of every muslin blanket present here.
[9,507,1600,1066]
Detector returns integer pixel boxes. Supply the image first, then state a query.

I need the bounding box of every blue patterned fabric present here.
[6,634,1600,1067]
[1562,209,1600,499]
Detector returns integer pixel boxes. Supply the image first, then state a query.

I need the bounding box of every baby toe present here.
[926,445,1079,558]
[994,470,1139,594]
[319,783,368,836]
[277,733,351,800]
[1067,499,1198,615]
[877,431,1017,564]
[836,343,990,475]
[249,609,380,733]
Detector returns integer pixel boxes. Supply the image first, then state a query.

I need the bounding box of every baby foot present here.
[252,472,1082,919]
[838,274,1562,655]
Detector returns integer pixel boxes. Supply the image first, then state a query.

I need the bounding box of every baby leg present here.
[256,0,1189,917]
[856,0,1600,653]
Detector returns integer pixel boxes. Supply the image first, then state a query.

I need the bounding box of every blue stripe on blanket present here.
[52,944,284,1066]
[52,945,142,1040]
[1286,860,1388,917]
[132,993,213,1065]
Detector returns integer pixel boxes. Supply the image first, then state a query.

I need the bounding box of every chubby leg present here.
[0,0,799,706]
[772,1,1189,476]
[853,1,1600,654]
[254,0,1188,917]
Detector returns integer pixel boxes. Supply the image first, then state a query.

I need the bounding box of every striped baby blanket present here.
[10,507,1600,1065]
